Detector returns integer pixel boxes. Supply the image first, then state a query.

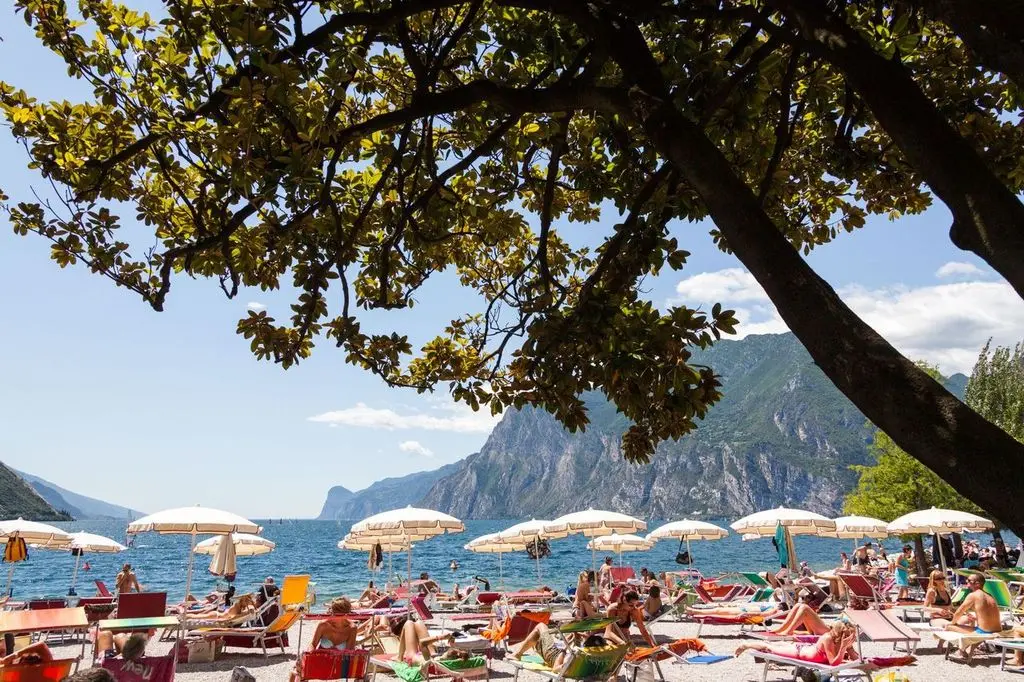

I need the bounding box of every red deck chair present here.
[101,654,175,682]
[300,649,369,681]
[95,580,114,598]
[26,600,66,610]
[609,567,636,584]
[0,659,75,682]
[115,592,167,619]
[837,573,888,606]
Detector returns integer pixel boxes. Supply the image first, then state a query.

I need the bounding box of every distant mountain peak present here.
[14,469,144,520]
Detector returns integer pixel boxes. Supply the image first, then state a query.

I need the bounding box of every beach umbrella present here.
[886,508,994,574]
[497,520,551,585]
[544,509,647,571]
[65,532,127,595]
[646,520,728,569]
[831,515,890,553]
[348,507,464,595]
[338,534,412,589]
[731,508,835,570]
[0,519,72,597]
[464,533,525,589]
[207,534,237,579]
[194,533,275,557]
[127,506,261,602]
[586,533,653,566]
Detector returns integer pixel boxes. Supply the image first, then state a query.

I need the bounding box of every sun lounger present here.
[282,575,314,611]
[645,590,698,626]
[101,653,176,682]
[371,654,488,682]
[0,608,89,672]
[0,658,76,682]
[837,573,888,606]
[193,609,300,656]
[686,612,768,638]
[933,628,1015,661]
[751,652,913,682]
[844,609,921,654]
[301,648,370,681]
[608,567,635,585]
[409,599,490,654]
[511,644,626,682]
[95,581,114,598]
[992,638,1024,674]
[621,638,706,682]
[26,599,66,611]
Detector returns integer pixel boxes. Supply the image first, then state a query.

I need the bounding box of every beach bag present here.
[674,539,691,565]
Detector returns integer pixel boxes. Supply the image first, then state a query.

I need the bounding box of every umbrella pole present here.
[686,538,692,572]
[591,544,595,574]
[184,532,197,603]
[499,551,504,591]
[5,565,14,598]
[69,553,81,595]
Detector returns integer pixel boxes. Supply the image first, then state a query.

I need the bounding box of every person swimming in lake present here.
[735,620,858,666]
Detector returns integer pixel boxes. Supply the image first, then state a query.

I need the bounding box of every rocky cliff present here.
[417,333,967,518]
[15,469,143,520]
[317,461,464,520]
[0,462,72,521]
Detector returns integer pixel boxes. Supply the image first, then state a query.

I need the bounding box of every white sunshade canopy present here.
[497,519,551,542]
[349,506,464,539]
[68,532,127,553]
[830,515,890,539]
[464,533,527,553]
[337,534,412,552]
[543,509,647,538]
[730,507,837,537]
[0,518,72,546]
[647,520,729,542]
[127,506,261,535]
[194,533,275,557]
[887,507,994,535]
[587,533,653,552]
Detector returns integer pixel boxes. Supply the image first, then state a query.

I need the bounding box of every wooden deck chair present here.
[621,638,706,682]
[511,643,627,682]
[101,653,176,682]
[301,648,371,681]
[844,609,921,654]
[0,658,76,682]
[282,575,313,611]
[195,608,300,656]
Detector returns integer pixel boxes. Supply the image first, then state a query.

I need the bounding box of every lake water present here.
[6,518,1007,603]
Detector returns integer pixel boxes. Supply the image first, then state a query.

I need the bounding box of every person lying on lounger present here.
[767,602,831,636]
[357,581,382,607]
[95,632,147,662]
[186,594,258,621]
[735,620,858,666]
[511,622,567,669]
[606,590,656,647]
[289,599,357,682]
[685,597,788,618]
[931,573,1002,634]
[394,617,456,663]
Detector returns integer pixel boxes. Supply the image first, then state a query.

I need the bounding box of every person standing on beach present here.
[598,557,613,590]
[115,564,141,593]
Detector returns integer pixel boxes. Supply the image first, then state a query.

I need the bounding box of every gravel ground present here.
[42,610,1024,681]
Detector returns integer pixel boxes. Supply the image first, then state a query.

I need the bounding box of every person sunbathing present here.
[95,632,147,662]
[574,571,597,620]
[931,573,1002,635]
[395,617,456,663]
[767,602,830,636]
[922,570,953,619]
[418,572,441,594]
[0,641,53,666]
[686,600,785,617]
[289,599,357,682]
[357,581,381,606]
[186,594,257,621]
[605,590,656,647]
[735,620,859,666]
[643,585,665,620]
[511,622,566,669]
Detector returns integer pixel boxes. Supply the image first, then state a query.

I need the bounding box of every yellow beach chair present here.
[282,574,313,611]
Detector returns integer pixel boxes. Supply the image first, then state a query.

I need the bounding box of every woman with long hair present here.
[923,569,953,619]
[735,620,859,666]
[574,570,597,620]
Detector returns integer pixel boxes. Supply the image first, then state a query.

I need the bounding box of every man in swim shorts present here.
[934,574,1001,635]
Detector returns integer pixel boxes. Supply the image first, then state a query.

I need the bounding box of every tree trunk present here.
[913,535,929,577]
[774,0,1024,300]
[919,0,1024,91]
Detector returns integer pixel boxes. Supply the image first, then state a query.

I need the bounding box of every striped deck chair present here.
[511,644,627,682]
[194,608,300,656]
[301,648,371,681]
[370,655,488,682]
[622,638,707,682]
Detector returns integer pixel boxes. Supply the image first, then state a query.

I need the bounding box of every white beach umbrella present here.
[464,533,526,589]
[544,509,647,571]
[887,507,995,574]
[831,516,890,539]
[127,506,261,602]
[0,519,72,596]
[195,533,275,557]
[348,507,464,595]
[730,507,837,537]
[65,532,127,595]
[497,519,551,584]
[646,520,729,569]
[587,533,653,566]
[338,534,413,589]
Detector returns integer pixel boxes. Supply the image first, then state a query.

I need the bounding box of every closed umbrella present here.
[338,534,412,589]
[586,533,652,566]
[497,520,551,585]
[208,536,237,579]
[348,507,464,595]
[127,506,260,602]
[731,507,836,570]
[646,520,728,570]
[194,533,275,557]
[0,519,72,597]
[66,532,127,595]
[544,509,647,571]
[887,508,994,574]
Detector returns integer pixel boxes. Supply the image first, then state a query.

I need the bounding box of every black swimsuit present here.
[932,590,951,606]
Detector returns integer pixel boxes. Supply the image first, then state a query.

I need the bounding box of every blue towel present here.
[683,654,731,664]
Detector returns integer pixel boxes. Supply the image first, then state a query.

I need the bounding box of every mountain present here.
[14,470,143,520]
[0,462,72,521]
[417,333,970,518]
[317,461,465,520]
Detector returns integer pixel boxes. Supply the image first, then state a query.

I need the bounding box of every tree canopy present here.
[4,0,1024,530]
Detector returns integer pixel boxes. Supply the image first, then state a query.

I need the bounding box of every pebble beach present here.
[40,611,1024,681]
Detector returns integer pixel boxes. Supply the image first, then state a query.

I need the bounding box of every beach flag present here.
[3,537,27,563]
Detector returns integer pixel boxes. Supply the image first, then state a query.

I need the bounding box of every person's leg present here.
[511,623,545,659]
[95,631,114,659]
[604,623,627,646]
[734,642,771,657]
[772,603,828,636]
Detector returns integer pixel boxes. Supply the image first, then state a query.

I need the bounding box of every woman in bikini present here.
[735,620,859,666]
[289,598,358,682]
[395,617,456,663]
[923,570,953,619]
[643,585,665,620]
[574,571,597,620]
[605,591,656,647]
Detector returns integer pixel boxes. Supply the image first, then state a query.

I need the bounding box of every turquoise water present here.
[5,519,1004,603]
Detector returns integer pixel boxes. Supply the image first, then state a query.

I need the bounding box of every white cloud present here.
[247,301,266,312]
[399,440,434,457]
[308,401,499,433]
[936,262,986,279]
[669,269,1024,374]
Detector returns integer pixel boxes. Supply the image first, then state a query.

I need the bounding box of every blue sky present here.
[1,4,1021,518]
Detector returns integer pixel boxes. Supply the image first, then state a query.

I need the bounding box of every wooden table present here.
[0,606,89,669]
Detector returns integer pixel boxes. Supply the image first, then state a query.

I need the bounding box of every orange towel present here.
[626,638,707,663]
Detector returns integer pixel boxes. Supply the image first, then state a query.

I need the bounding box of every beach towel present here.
[681,654,730,664]
[625,638,706,663]
[385,656,486,682]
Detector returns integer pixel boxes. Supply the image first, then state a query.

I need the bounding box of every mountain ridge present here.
[317,460,465,520]
[14,470,144,520]
[0,462,72,521]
